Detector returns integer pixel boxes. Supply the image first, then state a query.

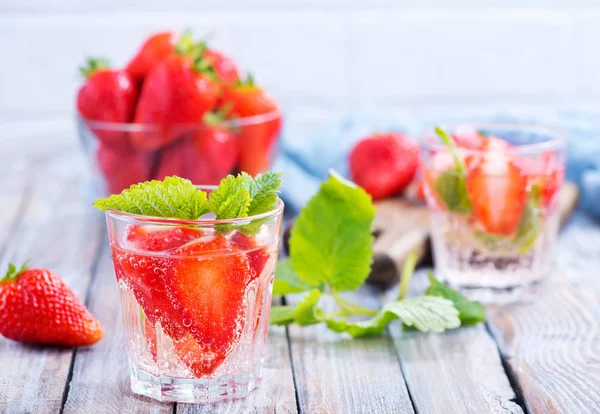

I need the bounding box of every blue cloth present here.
[273,107,600,218]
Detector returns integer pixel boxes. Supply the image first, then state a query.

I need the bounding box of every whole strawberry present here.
[0,263,103,346]
[222,74,281,176]
[349,133,419,200]
[77,57,139,150]
[131,44,219,151]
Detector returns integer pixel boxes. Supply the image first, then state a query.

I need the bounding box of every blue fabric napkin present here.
[273,106,600,218]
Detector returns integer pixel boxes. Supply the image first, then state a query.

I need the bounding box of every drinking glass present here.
[104,195,284,403]
[420,123,567,303]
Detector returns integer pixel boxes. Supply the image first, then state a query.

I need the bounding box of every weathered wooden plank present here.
[287,286,415,414]
[63,246,172,414]
[487,276,600,413]
[384,271,522,414]
[178,301,298,414]
[0,155,105,414]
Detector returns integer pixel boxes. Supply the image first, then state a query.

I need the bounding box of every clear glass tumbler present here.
[420,123,567,304]
[104,195,284,403]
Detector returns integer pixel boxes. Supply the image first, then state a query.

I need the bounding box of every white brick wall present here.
[1,1,599,135]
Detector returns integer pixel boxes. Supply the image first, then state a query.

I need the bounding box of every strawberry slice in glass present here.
[167,236,252,376]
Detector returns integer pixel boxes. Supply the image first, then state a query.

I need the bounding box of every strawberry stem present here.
[0,262,29,283]
[397,251,418,301]
[79,57,110,79]
[237,73,256,88]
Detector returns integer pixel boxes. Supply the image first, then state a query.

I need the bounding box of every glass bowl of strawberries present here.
[76,31,282,195]
[420,124,567,304]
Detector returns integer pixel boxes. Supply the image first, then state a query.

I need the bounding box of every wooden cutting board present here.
[367,182,580,285]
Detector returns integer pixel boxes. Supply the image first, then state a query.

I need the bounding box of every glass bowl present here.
[77,111,282,194]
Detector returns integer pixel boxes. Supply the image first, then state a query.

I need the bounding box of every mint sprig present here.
[94,173,282,230]
[433,127,472,213]
[93,176,210,220]
[270,170,485,337]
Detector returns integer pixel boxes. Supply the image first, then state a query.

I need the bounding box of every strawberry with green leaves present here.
[131,42,220,151]
[0,263,103,346]
[204,48,240,86]
[222,75,282,176]
[77,58,139,150]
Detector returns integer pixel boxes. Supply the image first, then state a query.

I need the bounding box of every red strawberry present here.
[125,225,203,251]
[152,138,191,181]
[452,130,486,150]
[167,236,251,376]
[131,53,220,151]
[126,31,179,80]
[96,144,151,194]
[518,151,564,208]
[229,231,271,282]
[223,75,281,176]
[204,48,240,85]
[112,225,203,340]
[0,263,103,346]
[467,137,527,235]
[77,58,138,150]
[349,133,419,200]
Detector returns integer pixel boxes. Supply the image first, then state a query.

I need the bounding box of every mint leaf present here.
[384,296,460,333]
[514,183,542,254]
[325,311,395,338]
[270,306,296,326]
[93,176,210,219]
[247,172,282,216]
[293,289,325,326]
[434,170,472,213]
[209,174,252,219]
[273,259,317,295]
[289,170,375,292]
[325,295,459,337]
[425,272,485,325]
[433,127,472,213]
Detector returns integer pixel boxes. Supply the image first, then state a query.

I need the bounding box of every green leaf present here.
[247,172,283,216]
[514,184,542,254]
[324,295,460,337]
[293,289,325,326]
[433,127,472,213]
[273,259,317,296]
[270,306,296,326]
[289,170,376,292]
[209,174,253,220]
[425,272,485,325]
[384,296,460,333]
[325,311,396,338]
[0,262,29,283]
[93,176,210,220]
[434,169,472,213]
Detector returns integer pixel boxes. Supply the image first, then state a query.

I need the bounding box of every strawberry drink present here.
[421,124,567,304]
[96,174,284,403]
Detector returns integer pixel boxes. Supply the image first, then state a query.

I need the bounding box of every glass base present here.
[129,359,262,403]
[447,279,543,305]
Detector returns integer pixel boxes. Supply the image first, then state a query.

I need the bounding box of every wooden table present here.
[0,154,599,414]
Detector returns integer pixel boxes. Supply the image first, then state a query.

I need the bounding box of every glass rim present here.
[77,108,282,131]
[420,122,568,155]
[105,190,284,227]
